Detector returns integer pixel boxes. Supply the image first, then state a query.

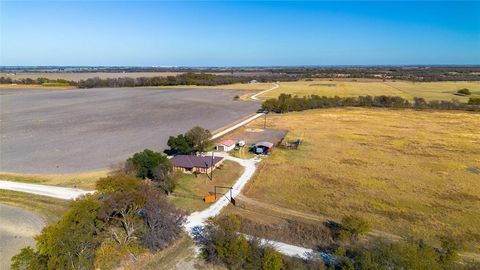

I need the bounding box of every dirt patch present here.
[222,127,287,146]
[0,87,259,173]
[309,83,336,87]
[0,204,45,270]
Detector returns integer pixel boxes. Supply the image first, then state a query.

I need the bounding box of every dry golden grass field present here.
[153,79,480,102]
[258,80,480,102]
[0,190,70,224]
[147,82,274,91]
[234,108,480,251]
[0,170,108,190]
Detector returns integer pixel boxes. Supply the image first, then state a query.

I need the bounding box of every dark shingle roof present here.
[171,155,223,169]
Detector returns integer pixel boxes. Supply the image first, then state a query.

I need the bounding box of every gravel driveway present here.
[0,87,259,173]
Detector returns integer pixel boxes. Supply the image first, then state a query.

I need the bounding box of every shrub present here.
[468,97,480,105]
[261,247,283,270]
[202,215,286,270]
[94,240,146,269]
[11,247,48,270]
[96,175,142,193]
[340,215,371,240]
[355,239,446,270]
[457,88,471,95]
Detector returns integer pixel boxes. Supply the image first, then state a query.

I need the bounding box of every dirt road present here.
[250,83,279,100]
[0,180,93,200]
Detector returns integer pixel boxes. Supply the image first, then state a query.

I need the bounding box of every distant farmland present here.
[0,72,183,81]
[0,71,274,82]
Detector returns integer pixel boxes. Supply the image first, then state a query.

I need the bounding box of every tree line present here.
[0,76,72,86]
[198,214,327,270]
[203,214,479,270]
[0,72,298,88]
[261,94,480,113]
[206,215,480,270]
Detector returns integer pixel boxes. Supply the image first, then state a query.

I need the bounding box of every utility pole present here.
[210,152,214,181]
[264,111,267,129]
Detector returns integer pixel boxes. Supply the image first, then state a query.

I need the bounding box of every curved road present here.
[0,180,93,200]
[250,83,279,100]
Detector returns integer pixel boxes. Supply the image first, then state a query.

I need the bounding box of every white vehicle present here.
[237,140,246,147]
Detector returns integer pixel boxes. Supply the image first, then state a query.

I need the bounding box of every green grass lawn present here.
[170,160,244,212]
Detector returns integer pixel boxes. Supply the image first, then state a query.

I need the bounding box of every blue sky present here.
[1,1,479,66]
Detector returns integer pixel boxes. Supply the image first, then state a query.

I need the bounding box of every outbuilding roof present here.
[255,141,274,148]
[171,155,224,169]
[217,139,236,147]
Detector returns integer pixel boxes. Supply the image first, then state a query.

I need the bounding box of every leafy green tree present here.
[11,247,48,270]
[261,247,283,270]
[35,196,102,270]
[213,215,250,269]
[185,126,212,152]
[261,98,278,112]
[202,215,251,269]
[167,134,193,154]
[96,175,142,193]
[127,149,171,180]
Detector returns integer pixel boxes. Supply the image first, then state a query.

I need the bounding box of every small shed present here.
[254,141,274,155]
[171,155,224,174]
[216,139,236,152]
